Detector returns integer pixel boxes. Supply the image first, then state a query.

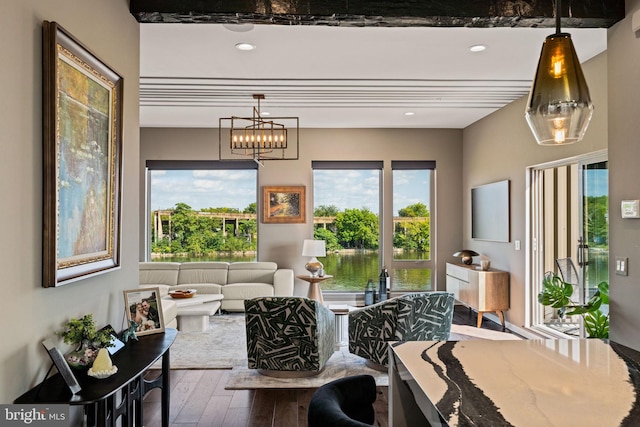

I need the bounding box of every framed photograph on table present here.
[41,339,81,394]
[42,21,123,287]
[123,288,165,336]
[262,186,306,223]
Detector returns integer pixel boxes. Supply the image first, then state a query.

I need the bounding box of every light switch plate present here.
[616,256,629,276]
[621,200,640,218]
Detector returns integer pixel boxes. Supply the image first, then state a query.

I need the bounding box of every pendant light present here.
[525,0,594,145]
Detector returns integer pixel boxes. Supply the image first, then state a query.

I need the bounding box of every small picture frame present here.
[123,288,165,336]
[262,186,306,224]
[99,325,125,355]
[41,339,81,394]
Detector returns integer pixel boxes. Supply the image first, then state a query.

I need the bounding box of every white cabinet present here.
[446,263,509,329]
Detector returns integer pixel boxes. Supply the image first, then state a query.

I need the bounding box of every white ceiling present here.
[139,23,607,129]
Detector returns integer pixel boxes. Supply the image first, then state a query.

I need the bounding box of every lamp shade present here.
[525,33,594,145]
[302,239,326,257]
[453,250,479,265]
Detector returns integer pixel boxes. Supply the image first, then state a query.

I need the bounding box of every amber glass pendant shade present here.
[525,33,594,145]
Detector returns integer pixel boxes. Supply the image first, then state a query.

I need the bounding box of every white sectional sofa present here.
[139,261,295,312]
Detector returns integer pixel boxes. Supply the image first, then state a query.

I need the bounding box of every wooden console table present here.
[445,263,509,329]
[15,328,177,427]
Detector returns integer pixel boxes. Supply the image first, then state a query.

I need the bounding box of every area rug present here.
[160,313,521,380]
[158,314,247,369]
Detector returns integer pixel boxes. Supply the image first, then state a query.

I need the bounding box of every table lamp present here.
[453,249,479,265]
[302,239,326,277]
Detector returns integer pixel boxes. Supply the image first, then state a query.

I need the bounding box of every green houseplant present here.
[538,272,609,338]
[58,314,112,368]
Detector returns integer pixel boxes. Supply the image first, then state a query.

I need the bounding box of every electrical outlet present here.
[616,256,629,276]
[515,240,521,251]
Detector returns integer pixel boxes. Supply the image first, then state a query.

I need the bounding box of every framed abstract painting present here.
[42,21,123,287]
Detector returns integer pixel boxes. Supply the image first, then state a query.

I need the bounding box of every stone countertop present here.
[392,339,640,426]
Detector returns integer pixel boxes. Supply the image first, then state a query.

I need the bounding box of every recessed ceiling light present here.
[261,111,271,116]
[235,43,256,51]
[469,44,487,52]
[404,112,415,116]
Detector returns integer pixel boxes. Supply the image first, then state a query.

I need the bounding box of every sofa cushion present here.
[223,282,274,301]
[140,262,180,286]
[141,284,172,297]
[177,262,229,285]
[228,262,277,284]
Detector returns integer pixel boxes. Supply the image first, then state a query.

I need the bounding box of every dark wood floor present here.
[142,305,511,427]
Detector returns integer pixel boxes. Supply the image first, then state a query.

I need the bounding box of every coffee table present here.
[166,294,224,332]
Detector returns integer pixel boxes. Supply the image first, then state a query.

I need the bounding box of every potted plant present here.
[538,272,609,338]
[58,314,112,369]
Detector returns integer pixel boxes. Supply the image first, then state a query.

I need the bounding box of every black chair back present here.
[308,374,377,427]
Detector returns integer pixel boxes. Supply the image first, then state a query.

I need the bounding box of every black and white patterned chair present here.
[245,296,335,377]
[348,292,455,369]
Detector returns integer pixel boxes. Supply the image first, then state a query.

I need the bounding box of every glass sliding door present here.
[582,160,609,323]
[528,152,608,336]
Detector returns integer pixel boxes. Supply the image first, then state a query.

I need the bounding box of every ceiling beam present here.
[130,0,624,28]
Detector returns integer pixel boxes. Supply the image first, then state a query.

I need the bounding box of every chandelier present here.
[524,0,593,145]
[219,94,299,163]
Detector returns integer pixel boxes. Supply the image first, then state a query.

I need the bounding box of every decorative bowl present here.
[169,289,197,299]
[87,365,118,379]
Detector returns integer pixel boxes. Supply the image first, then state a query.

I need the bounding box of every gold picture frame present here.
[42,21,123,287]
[123,288,165,336]
[262,186,306,223]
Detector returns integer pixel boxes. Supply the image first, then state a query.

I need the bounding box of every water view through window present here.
[148,163,434,293]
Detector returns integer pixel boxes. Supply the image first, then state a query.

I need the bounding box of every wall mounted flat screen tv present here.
[471,180,510,242]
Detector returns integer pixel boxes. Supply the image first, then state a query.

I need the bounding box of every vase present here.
[65,343,98,369]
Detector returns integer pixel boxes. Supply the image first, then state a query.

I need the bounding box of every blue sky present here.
[150,169,431,215]
[585,169,608,197]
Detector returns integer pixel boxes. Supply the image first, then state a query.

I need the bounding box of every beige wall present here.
[1,0,139,403]
[140,128,463,295]
[607,0,640,349]
[461,52,608,329]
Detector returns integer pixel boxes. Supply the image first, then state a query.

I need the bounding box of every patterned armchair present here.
[245,297,335,377]
[348,292,455,368]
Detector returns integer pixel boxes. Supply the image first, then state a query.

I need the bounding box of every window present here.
[312,161,382,292]
[146,160,258,262]
[390,161,435,291]
[311,160,435,293]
